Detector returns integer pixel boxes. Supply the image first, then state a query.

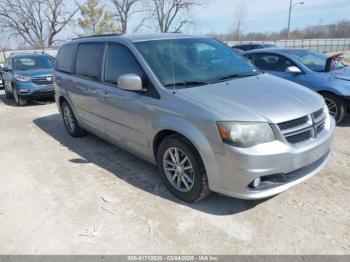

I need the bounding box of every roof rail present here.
[72,33,124,40]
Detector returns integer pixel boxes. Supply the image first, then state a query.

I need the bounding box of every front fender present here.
[313,75,350,97]
[152,116,221,191]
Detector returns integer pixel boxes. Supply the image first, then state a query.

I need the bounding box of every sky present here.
[190,0,350,34]
[1,0,350,49]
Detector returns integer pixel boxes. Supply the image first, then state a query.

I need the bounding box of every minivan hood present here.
[179,74,325,124]
[14,69,53,78]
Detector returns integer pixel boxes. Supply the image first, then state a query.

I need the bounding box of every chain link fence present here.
[227,38,350,53]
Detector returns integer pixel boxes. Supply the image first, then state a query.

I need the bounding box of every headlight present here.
[217,122,276,148]
[15,75,31,82]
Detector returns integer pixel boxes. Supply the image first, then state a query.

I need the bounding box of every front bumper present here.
[212,117,336,200]
[15,81,54,98]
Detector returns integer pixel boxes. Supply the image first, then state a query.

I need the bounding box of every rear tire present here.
[157,135,210,202]
[13,85,28,106]
[61,100,86,138]
[323,93,346,124]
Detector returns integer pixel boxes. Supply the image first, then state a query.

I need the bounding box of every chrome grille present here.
[278,116,309,131]
[278,108,326,145]
[312,108,324,121]
[31,77,53,85]
[286,130,313,144]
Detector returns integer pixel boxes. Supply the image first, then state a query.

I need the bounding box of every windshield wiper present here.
[210,73,258,83]
[164,81,209,88]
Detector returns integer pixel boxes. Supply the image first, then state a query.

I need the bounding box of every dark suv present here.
[233,43,276,51]
[2,53,55,106]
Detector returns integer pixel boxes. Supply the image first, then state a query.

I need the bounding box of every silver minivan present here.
[54,34,335,202]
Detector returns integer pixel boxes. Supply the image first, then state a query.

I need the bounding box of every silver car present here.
[54,34,335,202]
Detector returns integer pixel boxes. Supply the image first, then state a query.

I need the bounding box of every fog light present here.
[253,178,261,188]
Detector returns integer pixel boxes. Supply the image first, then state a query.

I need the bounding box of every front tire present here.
[4,83,12,99]
[13,85,28,106]
[61,100,86,137]
[323,93,346,124]
[157,135,210,202]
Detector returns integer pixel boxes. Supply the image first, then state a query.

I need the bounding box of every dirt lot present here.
[0,90,349,255]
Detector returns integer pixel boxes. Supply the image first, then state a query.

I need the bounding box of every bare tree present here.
[110,0,146,33]
[0,0,79,48]
[46,0,80,47]
[232,2,248,40]
[152,0,200,33]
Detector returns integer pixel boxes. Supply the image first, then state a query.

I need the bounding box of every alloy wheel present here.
[63,105,76,133]
[163,147,195,192]
[325,98,338,118]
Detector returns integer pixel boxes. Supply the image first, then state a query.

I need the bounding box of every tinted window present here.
[235,45,250,51]
[104,44,144,86]
[75,43,104,81]
[252,54,294,72]
[57,44,76,73]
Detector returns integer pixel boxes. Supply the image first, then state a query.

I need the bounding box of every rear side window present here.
[75,43,105,81]
[104,44,144,86]
[252,53,294,72]
[56,44,76,73]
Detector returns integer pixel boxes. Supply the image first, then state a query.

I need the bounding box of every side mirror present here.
[118,74,143,91]
[285,66,302,74]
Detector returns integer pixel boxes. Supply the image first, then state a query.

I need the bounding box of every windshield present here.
[135,38,259,88]
[285,50,344,72]
[13,56,54,71]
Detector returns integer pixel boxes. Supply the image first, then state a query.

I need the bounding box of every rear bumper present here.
[211,117,335,200]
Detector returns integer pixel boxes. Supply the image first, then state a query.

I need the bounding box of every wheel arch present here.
[58,96,67,109]
[151,119,221,191]
[57,95,79,118]
[318,90,341,97]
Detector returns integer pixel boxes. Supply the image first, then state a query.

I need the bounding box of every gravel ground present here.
[0,90,349,255]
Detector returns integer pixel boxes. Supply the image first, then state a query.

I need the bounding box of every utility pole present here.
[287,0,304,39]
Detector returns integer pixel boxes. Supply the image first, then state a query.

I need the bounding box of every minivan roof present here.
[71,33,210,43]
